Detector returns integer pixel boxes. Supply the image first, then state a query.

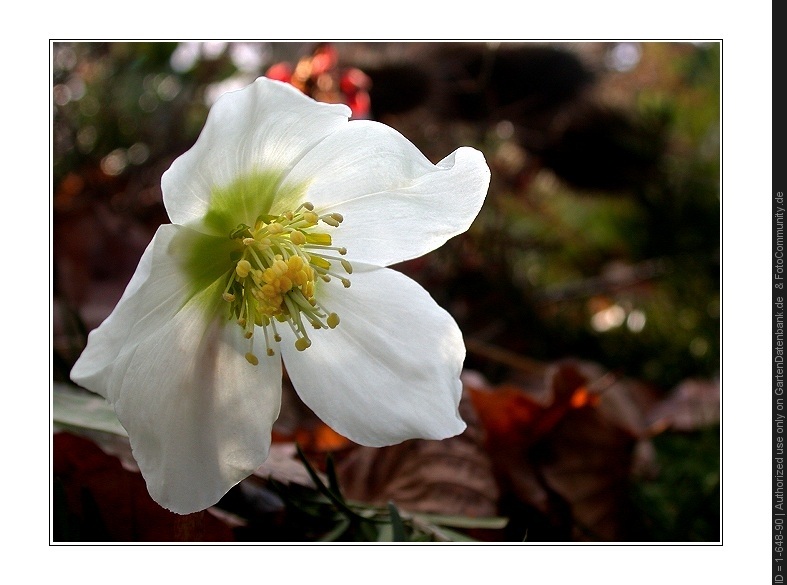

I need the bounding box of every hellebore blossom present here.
[71,77,490,514]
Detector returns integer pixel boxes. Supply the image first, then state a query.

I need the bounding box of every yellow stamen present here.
[221,204,350,357]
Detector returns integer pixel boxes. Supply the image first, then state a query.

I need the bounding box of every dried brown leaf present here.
[336,393,499,518]
[54,432,234,541]
[467,360,649,540]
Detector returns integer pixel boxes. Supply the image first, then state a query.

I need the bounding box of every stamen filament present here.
[261,318,274,356]
[303,244,347,255]
[311,264,352,287]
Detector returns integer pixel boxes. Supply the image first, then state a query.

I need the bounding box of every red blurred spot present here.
[340,67,372,94]
[311,45,338,75]
[347,90,371,119]
[265,62,292,83]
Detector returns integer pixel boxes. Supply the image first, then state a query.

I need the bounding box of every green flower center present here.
[221,202,352,364]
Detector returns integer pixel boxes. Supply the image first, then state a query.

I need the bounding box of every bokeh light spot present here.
[606,42,641,72]
[127,142,150,165]
[591,304,626,332]
[626,309,647,333]
[690,337,709,357]
[53,84,71,106]
[100,148,128,176]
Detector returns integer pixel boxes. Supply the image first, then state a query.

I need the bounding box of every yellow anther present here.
[295,337,311,351]
[245,352,259,366]
[303,211,318,225]
[305,232,332,245]
[278,275,293,292]
[267,223,284,234]
[236,259,252,278]
[290,230,306,245]
[327,313,340,329]
[274,259,289,275]
[222,292,236,302]
[322,216,340,228]
[288,255,304,271]
[242,237,256,246]
[310,255,331,270]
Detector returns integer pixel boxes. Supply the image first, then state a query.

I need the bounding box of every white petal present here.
[281,121,490,266]
[280,266,466,447]
[71,222,281,513]
[162,77,351,230]
[109,302,282,514]
[71,224,191,401]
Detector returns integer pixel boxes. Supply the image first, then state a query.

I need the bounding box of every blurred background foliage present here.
[52,41,720,542]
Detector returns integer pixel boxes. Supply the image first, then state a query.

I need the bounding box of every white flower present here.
[70,77,490,514]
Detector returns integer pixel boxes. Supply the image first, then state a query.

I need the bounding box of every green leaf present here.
[318,518,351,542]
[294,445,368,522]
[376,524,393,542]
[53,383,127,436]
[430,526,477,542]
[411,512,509,530]
[325,453,344,502]
[357,520,379,541]
[388,502,407,542]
